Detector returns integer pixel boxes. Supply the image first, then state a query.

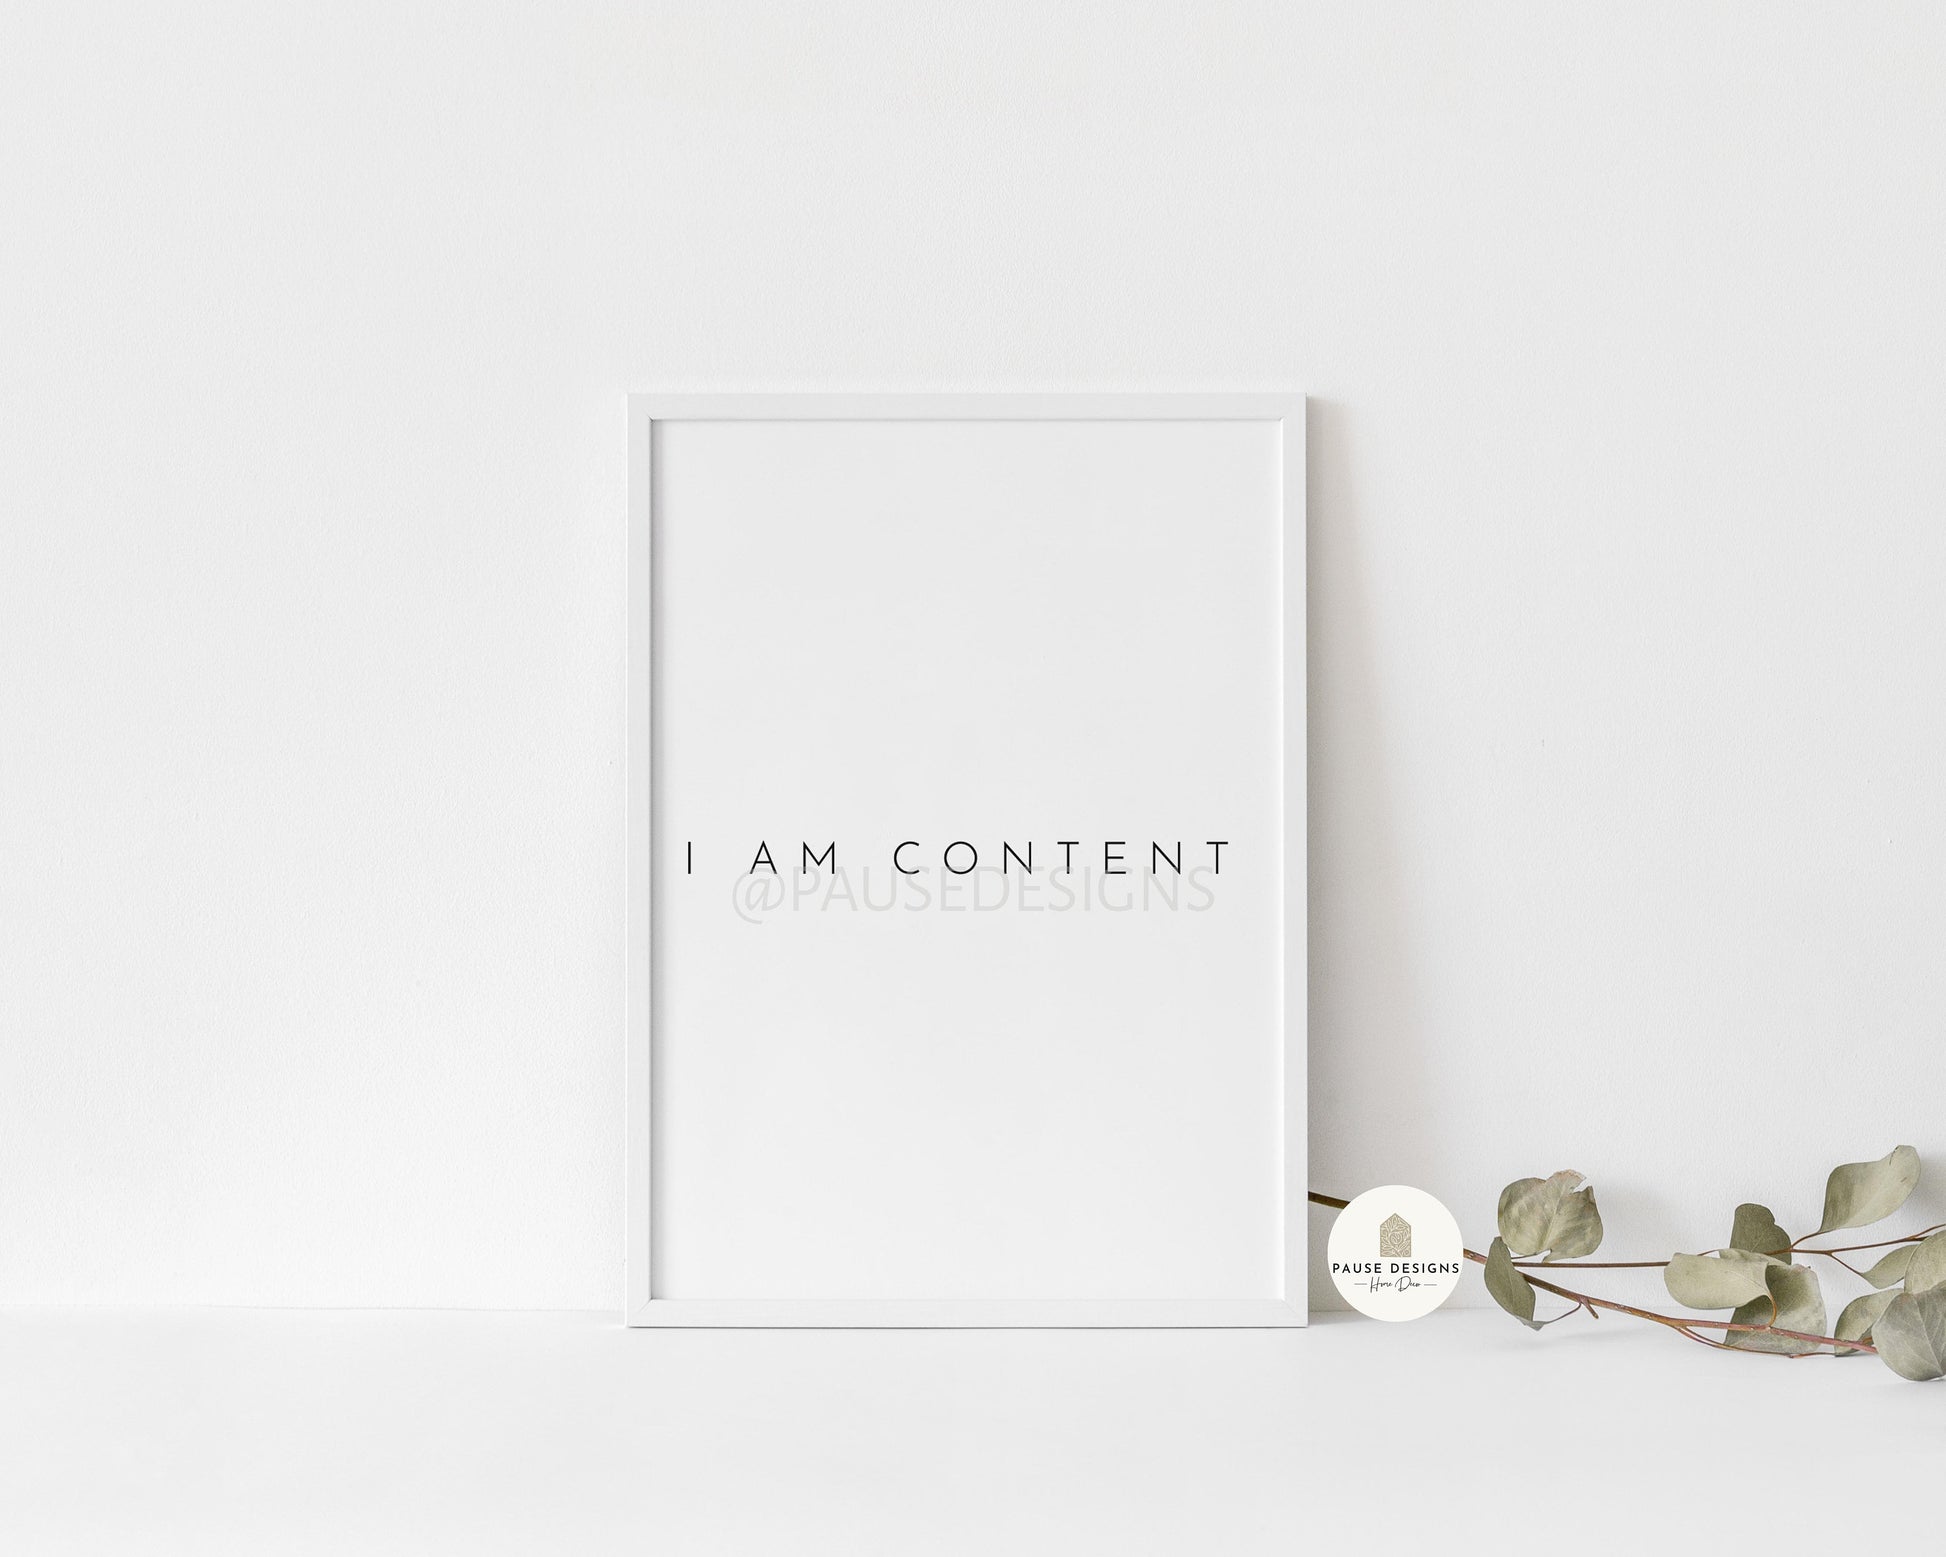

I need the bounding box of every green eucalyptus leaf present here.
[1496,1170,1602,1259]
[1497,1171,1578,1255]
[1485,1236,1541,1330]
[1873,1288,1946,1382]
[1543,1186,1603,1261]
[1861,1245,1917,1289]
[1727,1203,1790,1259]
[1726,1261,1826,1355]
[1665,1250,1774,1310]
[1817,1145,1920,1235]
[1833,1289,1897,1356]
[1903,1229,1946,1294]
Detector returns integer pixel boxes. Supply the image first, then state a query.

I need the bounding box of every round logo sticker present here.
[1328,1185,1466,1321]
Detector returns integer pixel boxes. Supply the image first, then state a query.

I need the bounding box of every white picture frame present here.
[627,394,1305,1327]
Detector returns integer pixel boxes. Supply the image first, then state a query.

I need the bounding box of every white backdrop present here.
[4,2,1944,1309]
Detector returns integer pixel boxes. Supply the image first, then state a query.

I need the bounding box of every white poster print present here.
[628,397,1304,1326]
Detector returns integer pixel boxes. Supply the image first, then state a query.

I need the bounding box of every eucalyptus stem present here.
[1306,1190,1879,1356]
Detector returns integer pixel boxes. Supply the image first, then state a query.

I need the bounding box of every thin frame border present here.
[626,393,1306,1328]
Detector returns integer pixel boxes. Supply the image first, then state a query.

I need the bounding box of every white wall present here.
[5,2,1945,1309]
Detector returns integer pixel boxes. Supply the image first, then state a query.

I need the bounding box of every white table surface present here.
[3,1306,1938,1553]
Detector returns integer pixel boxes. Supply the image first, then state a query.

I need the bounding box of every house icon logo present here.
[1378,1212,1412,1258]
[1328,1186,1463,1321]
